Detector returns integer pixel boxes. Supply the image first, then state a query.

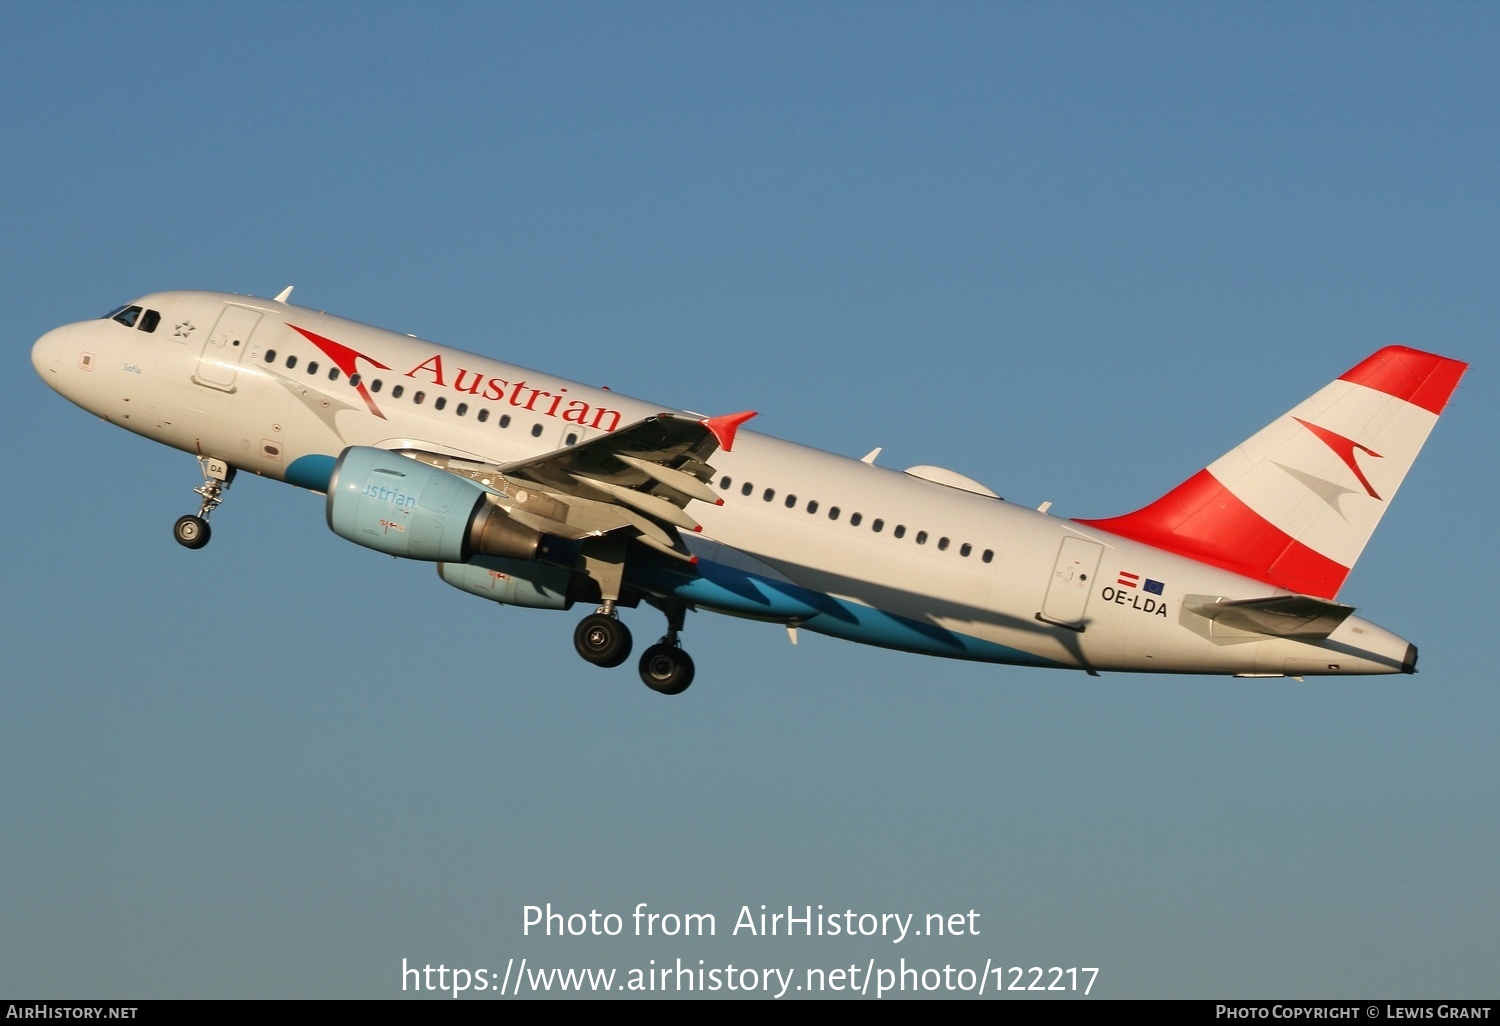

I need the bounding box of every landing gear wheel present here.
[173,514,211,550]
[639,643,695,695]
[574,613,632,668]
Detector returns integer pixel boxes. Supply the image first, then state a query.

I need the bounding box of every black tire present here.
[638,643,694,695]
[574,613,632,668]
[173,515,211,550]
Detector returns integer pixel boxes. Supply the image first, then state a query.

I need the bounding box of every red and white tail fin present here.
[1076,346,1467,599]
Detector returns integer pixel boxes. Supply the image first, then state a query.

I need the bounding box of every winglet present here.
[702,411,757,452]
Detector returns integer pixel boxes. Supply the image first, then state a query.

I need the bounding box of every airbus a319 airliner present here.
[31,289,1466,694]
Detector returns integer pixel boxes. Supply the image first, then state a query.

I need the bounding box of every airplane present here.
[30,288,1467,695]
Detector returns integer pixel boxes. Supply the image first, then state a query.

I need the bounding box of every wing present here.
[391,411,755,562]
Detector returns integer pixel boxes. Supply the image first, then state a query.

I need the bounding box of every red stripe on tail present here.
[1075,469,1350,599]
[1339,346,1467,415]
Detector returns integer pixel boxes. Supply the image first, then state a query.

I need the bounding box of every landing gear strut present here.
[638,602,694,695]
[174,456,235,550]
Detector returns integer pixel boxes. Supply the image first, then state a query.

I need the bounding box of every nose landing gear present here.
[173,514,211,549]
[173,456,235,550]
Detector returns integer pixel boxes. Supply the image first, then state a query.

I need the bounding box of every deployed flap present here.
[498,412,741,507]
[1185,594,1356,640]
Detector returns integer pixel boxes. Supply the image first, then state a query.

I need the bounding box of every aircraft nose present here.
[30,322,79,387]
[31,324,68,382]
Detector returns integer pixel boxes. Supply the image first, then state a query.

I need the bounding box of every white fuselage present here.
[31,291,1415,677]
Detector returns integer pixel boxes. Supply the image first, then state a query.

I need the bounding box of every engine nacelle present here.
[437,556,579,610]
[326,446,542,562]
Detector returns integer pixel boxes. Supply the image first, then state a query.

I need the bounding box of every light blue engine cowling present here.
[326,447,542,562]
[437,556,577,610]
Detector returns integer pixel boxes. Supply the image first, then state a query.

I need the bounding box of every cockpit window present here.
[139,309,160,333]
[108,305,143,328]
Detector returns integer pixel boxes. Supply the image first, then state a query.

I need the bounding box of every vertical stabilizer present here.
[1076,346,1467,598]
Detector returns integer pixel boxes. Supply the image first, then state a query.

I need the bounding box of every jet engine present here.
[437,556,580,610]
[326,446,542,562]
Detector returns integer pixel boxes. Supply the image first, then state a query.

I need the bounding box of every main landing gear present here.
[573,605,633,668]
[173,456,235,550]
[638,641,694,696]
[571,600,696,695]
[639,600,694,695]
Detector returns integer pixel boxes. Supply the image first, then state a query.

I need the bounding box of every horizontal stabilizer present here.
[1185,594,1356,640]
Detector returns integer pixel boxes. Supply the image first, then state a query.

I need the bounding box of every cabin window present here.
[982,549,994,563]
[391,384,404,399]
[307,361,319,375]
[370,379,382,392]
[872,518,884,533]
[477,408,489,422]
[763,488,775,502]
[960,542,972,557]
[456,402,468,416]
[434,396,446,410]
[349,373,361,388]
[499,414,511,428]
[850,513,862,527]
[828,506,840,521]
[328,367,340,381]
[894,525,906,538]
[264,350,277,363]
[916,531,928,545]
[806,500,819,514]
[285,355,298,369]
[530,423,543,437]
[566,432,578,445]
[784,494,796,508]
[719,476,731,490]
[413,391,425,405]
[741,482,753,496]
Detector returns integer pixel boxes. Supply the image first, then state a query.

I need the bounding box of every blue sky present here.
[3,1,1496,998]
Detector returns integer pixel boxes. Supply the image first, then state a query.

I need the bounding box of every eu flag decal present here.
[1144,579,1165,595]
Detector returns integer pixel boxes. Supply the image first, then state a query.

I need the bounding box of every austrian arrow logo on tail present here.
[1293,418,1384,499]
[288,324,391,419]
